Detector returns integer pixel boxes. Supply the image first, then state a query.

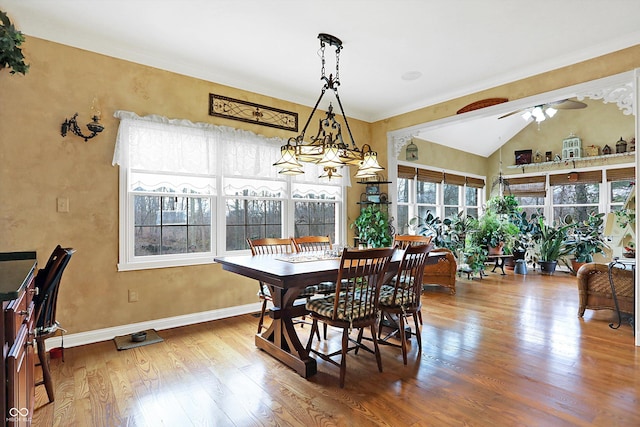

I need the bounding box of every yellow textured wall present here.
[0,37,370,334]
[1,36,638,335]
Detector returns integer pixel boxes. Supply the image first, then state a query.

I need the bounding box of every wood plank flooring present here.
[32,269,638,427]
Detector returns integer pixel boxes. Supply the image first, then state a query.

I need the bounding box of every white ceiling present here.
[2,0,640,157]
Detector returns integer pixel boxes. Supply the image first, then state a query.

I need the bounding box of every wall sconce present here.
[61,99,104,141]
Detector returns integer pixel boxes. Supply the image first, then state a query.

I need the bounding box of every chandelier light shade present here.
[273,33,384,179]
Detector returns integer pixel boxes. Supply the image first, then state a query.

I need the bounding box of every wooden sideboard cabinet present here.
[1,253,37,427]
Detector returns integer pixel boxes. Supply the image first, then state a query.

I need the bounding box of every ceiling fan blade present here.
[547,99,587,109]
[498,109,523,119]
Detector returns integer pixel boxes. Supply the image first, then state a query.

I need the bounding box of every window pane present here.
[397,205,409,235]
[443,184,460,205]
[398,178,409,203]
[465,187,478,206]
[466,208,478,219]
[444,206,459,217]
[417,181,436,204]
[225,198,282,250]
[134,226,160,256]
[134,196,211,255]
[418,206,436,220]
[553,206,597,223]
[135,196,161,226]
[552,183,599,204]
[162,225,187,254]
[517,196,545,206]
[294,201,336,241]
[611,180,633,203]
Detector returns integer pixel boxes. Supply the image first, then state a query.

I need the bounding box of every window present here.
[113,111,343,270]
[508,175,546,219]
[550,170,602,223]
[396,165,484,233]
[607,167,635,211]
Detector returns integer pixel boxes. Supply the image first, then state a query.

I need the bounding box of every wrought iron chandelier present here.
[273,33,384,180]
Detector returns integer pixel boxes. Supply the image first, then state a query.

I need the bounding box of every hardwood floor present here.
[32,270,638,427]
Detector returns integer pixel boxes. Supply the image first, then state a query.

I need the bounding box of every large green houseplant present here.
[0,10,29,75]
[351,205,392,248]
[563,212,609,274]
[534,217,573,275]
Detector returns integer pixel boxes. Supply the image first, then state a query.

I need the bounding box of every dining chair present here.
[390,234,433,323]
[292,235,336,339]
[246,238,317,334]
[33,245,76,403]
[305,247,395,388]
[392,234,433,249]
[377,243,433,365]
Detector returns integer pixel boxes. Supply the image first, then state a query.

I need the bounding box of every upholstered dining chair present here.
[292,235,336,338]
[378,243,433,365]
[305,247,395,388]
[246,238,317,334]
[33,245,75,403]
[389,234,434,323]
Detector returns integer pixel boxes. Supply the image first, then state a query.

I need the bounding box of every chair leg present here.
[417,309,423,325]
[306,319,319,351]
[36,338,55,403]
[398,314,408,365]
[412,311,422,355]
[257,298,267,333]
[370,324,383,373]
[339,328,349,388]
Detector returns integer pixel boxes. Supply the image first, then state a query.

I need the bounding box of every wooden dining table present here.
[214,249,442,378]
[214,250,401,377]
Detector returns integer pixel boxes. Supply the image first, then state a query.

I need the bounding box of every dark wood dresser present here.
[0,252,37,427]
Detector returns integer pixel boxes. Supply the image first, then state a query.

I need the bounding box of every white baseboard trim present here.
[44,302,262,351]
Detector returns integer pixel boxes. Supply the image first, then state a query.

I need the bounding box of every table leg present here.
[255,284,317,378]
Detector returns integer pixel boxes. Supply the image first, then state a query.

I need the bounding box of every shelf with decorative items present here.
[507,151,635,172]
[352,174,393,248]
[356,175,391,207]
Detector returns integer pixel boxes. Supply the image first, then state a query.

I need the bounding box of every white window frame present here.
[114,111,346,271]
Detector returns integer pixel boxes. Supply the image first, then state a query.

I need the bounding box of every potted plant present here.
[351,205,392,248]
[0,10,29,75]
[470,210,519,255]
[534,217,573,275]
[563,212,609,274]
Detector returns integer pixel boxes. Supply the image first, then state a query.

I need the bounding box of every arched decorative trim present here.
[577,82,634,115]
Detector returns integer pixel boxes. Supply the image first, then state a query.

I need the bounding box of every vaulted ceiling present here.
[3,0,640,156]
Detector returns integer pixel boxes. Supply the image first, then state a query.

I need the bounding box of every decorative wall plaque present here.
[209,94,298,132]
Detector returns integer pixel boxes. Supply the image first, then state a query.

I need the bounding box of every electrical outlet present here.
[57,197,69,213]
[128,289,139,303]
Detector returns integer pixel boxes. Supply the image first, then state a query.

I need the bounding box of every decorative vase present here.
[539,260,557,275]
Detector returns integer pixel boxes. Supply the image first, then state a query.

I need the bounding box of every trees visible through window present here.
[114,111,343,270]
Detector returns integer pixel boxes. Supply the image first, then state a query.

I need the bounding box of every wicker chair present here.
[576,263,635,317]
[422,247,457,295]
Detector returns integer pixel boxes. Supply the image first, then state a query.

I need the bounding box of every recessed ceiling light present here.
[401,71,422,81]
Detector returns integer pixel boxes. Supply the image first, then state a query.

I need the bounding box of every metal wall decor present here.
[209,94,298,132]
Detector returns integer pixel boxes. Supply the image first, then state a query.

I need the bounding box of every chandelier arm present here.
[332,90,358,150]
[298,88,327,141]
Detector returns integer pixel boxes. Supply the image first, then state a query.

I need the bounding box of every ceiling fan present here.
[498,99,587,121]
